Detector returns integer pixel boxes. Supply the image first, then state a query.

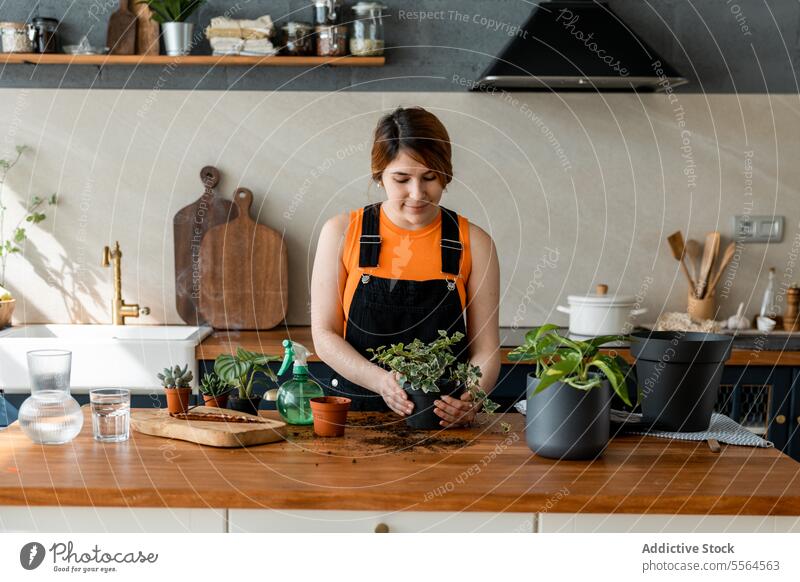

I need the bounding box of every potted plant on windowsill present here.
[199,371,230,408]
[508,325,634,460]
[369,330,499,430]
[214,347,280,416]
[158,363,193,414]
[136,0,205,56]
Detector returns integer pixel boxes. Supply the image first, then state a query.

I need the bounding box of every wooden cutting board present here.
[174,166,237,325]
[130,1,160,55]
[199,187,288,330]
[130,407,286,448]
[107,0,138,55]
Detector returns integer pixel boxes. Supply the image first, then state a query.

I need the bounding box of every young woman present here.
[311,107,500,427]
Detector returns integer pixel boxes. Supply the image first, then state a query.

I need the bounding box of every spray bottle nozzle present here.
[278,340,312,376]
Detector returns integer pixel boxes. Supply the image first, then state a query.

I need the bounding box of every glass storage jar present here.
[314,0,343,25]
[316,24,348,57]
[350,2,385,56]
[282,21,314,56]
[0,22,32,53]
[30,17,59,53]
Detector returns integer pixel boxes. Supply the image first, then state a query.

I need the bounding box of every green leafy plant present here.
[508,324,634,406]
[136,0,205,23]
[214,347,280,399]
[157,363,193,388]
[0,145,58,287]
[369,330,501,418]
[199,371,229,397]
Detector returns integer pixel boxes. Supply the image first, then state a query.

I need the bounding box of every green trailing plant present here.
[508,324,634,406]
[157,363,193,388]
[214,347,280,399]
[0,145,58,287]
[199,372,229,397]
[369,330,501,419]
[136,0,205,23]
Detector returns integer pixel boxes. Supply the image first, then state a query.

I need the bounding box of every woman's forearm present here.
[312,327,387,393]
[469,348,501,394]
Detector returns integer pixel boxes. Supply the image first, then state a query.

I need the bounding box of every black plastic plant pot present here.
[630,331,733,432]
[228,395,262,416]
[403,379,463,430]
[526,375,611,460]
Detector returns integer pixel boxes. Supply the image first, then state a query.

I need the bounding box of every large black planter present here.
[228,395,262,416]
[525,375,611,460]
[631,331,733,432]
[404,379,463,430]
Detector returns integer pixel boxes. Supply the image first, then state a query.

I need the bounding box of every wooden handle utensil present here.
[696,232,720,298]
[706,241,736,296]
[667,231,695,290]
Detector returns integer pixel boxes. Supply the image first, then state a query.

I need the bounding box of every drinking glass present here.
[90,389,131,443]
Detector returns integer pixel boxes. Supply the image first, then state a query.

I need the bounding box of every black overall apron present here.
[330,202,469,411]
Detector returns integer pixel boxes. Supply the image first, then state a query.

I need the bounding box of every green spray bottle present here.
[270,340,324,425]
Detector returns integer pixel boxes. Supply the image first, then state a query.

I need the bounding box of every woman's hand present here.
[434,392,479,428]
[378,371,414,416]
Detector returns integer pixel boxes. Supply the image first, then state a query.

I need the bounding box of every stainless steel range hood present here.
[475,1,687,92]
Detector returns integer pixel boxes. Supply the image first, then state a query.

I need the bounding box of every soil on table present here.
[284,412,474,455]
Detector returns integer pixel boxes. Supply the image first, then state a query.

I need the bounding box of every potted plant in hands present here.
[369,330,499,430]
[0,145,58,329]
[199,371,230,408]
[158,364,194,414]
[136,0,205,56]
[509,324,633,460]
[214,347,280,416]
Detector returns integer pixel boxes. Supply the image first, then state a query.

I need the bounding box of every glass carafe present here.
[18,350,83,444]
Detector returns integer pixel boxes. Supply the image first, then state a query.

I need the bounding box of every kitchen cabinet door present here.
[787,369,800,461]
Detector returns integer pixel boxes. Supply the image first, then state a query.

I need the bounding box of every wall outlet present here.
[733,215,784,243]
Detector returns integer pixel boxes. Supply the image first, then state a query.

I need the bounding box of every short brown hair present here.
[371,107,453,188]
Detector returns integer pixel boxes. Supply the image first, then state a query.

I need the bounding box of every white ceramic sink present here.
[0,325,212,393]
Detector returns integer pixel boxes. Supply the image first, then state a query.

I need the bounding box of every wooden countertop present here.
[2,408,799,514]
[196,327,800,366]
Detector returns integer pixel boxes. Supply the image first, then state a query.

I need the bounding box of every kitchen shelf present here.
[0,53,385,67]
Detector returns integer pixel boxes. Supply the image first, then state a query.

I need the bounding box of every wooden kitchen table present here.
[1,409,799,533]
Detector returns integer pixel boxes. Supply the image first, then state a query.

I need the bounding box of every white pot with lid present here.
[557,284,647,337]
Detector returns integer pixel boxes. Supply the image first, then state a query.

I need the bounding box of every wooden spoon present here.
[696,232,720,298]
[706,241,736,296]
[685,239,702,282]
[667,231,695,290]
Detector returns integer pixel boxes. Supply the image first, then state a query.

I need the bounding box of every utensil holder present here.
[687,289,716,320]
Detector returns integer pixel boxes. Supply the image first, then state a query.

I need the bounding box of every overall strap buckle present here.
[440,206,463,276]
[358,203,382,268]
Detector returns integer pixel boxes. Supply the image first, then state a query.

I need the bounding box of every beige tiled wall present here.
[0,90,796,328]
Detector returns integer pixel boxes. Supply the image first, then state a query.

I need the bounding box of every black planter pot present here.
[403,379,463,430]
[228,395,262,416]
[631,331,733,432]
[525,375,611,460]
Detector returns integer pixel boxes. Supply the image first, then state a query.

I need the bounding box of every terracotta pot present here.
[310,396,351,437]
[164,387,192,414]
[0,298,15,329]
[202,393,229,408]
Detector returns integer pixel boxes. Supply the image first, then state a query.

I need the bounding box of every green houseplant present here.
[0,145,58,328]
[508,324,634,460]
[137,0,205,56]
[158,363,194,414]
[214,347,280,415]
[199,371,230,408]
[369,330,499,430]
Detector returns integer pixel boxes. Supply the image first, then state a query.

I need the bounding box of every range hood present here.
[475,1,687,92]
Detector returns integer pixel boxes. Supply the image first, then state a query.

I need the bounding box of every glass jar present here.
[18,350,83,445]
[350,2,384,56]
[282,21,314,56]
[30,17,59,54]
[316,25,348,57]
[313,0,343,25]
[0,22,33,53]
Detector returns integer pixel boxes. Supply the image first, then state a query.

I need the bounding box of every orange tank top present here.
[341,205,472,321]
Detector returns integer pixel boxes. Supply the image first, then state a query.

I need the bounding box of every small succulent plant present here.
[157,364,193,389]
[199,372,228,397]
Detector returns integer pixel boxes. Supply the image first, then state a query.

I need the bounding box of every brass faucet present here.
[102,241,150,325]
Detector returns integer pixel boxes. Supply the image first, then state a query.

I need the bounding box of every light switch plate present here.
[733,215,784,243]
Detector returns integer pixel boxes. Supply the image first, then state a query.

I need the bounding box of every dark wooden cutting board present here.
[130,1,160,55]
[199,188,288,330]
[106,0,138,55]
[173,166,237,325]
